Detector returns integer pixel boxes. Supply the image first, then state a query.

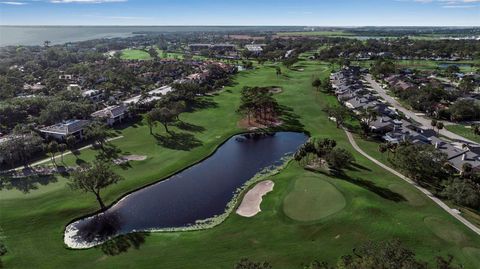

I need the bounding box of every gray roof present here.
[40,120,90,136]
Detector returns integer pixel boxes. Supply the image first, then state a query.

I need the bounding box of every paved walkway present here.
[364,75,475,144]
[11,136,124,171]
[344,129,480,236]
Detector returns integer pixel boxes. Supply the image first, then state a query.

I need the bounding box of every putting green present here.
[424,216,468,245]
[388,183,426,207]
[283,176,346,222]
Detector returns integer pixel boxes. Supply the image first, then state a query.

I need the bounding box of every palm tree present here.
[47,141,58,167]
[58,143,67,164]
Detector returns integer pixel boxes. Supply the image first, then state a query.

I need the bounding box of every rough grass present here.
[283,175,346,222]
[388,183,427,207]
[2,59,480,268]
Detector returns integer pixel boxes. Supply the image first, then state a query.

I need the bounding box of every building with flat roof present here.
[39,119,90,141]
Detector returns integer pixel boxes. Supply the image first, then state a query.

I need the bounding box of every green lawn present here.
[446,124,480,144]
[120,49,152,60]
[1,59,480,268]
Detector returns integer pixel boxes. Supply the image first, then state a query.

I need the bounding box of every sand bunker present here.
[236,180,274,217]
[113,155,147,165]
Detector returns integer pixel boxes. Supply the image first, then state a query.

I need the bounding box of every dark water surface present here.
[65,132,307,247]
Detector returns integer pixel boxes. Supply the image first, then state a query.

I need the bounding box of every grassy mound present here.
[283,175,346,222]
[424,216,469,245]
[388,183,426,207]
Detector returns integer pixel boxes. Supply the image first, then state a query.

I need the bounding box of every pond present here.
[64,132,308,248]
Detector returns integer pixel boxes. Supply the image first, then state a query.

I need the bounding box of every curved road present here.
[364,75,476,144]
[344,129,480,236]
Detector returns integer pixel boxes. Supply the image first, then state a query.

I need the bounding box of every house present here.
[91,105,128,126]
[81,89,104,102]
[245,44,265,53]
[67,84,81,91]
[39,119,90,141]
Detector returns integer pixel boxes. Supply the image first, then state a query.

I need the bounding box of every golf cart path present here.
[344,129,480,236]
[12,136,124,171]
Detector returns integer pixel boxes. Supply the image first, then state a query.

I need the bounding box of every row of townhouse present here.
[331,66,480,173]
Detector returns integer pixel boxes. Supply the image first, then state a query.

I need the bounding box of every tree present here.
[442,178,480,209]
[431,119,437,133]
[43,40,51,47]
[393,143,448,186]
[157,107,178,134]
[0,240,6,269]
[436,122,444,134]
[472,124,480,137]
[378,143,388,158]
[47,141,59,166]
[145,111,157,135]
[458,76,475,94]
[66,135,77,158]
[327,106,348,128]
[312,78,322,91]
[58,143,67,164]
[69,161,124,209]
[326,148,355,171]
[147,47,158,59]
[275,66,281,78]
[85,122,110,149]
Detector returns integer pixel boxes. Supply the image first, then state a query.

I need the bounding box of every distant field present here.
[120,47,208,61]
[276,31,354,37]
[120,49,152,60]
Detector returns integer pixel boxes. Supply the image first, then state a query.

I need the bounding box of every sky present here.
[0,0,479,26]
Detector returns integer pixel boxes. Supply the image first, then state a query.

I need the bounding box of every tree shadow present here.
[336,173,406,202]
[271,105,306,133]
[0,174,58,193]
[154,131,203,151]
[348,163,372,172]
[174,121,206,133]
[311,169,406,203]
[97,232,150,256]
[186,97,218,112]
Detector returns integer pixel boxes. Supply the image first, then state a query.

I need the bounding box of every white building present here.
[39,120,90,141]
[91,105,128,126]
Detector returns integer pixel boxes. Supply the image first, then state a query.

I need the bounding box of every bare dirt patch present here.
[236,180,274,217]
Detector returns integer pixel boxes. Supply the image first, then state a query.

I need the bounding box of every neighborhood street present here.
[364,74,476,144]
[344,129,480,236]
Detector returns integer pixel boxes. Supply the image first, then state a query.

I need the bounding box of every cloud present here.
[0,1,27,4]
[50,0,126,3]
[403,0,480,8]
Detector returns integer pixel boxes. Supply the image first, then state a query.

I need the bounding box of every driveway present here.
[364,74,476,144]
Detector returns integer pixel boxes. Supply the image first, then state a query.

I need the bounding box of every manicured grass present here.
[446,124,480,144]
[2,59,480,268]
[120,49,152,60]
[283,175,346,221]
